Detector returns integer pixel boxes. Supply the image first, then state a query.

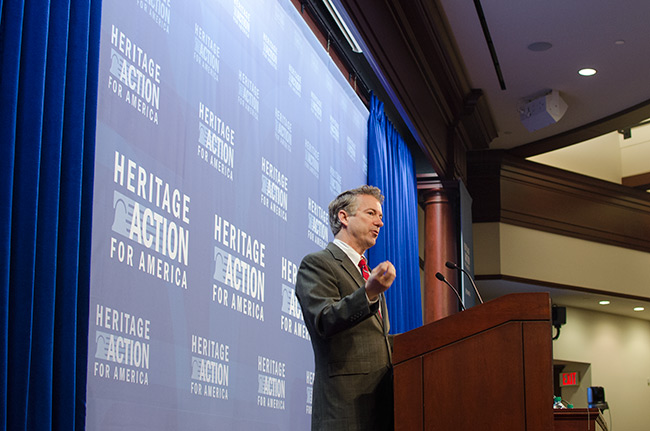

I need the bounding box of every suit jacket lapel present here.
[327,242,387,331]
[378,293,389,333]
[326,242,365,288]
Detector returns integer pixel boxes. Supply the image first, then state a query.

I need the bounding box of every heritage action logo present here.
[190,334,230,400]
[257,355,286,410]
[197,101,235,180]
[347,136,356,162]
[288,64,301,97]
[304,139,319,179]
[92,304,150,386]
[349,111,365,163]
[263,33,278,70]
[279,257,310,341]
[261,157,288,221]
[233,0,250,38]
[136,0,170,33]
[329,115,339,144]
[274,108,292,152]
[110,151,190,289]
[310,91,322,122]
[194,23,220,82]
[329,166,341,196]
[107,25,161,125]
[238,71,259,120]
[212,213,266,322]
[307,197,328,249]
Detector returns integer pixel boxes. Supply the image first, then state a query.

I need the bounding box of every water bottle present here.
[553,396,566,409]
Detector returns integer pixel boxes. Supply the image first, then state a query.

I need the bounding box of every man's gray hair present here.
[328,185,384,236]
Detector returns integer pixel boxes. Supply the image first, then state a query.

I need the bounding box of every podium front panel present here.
[423,322,525,430]
[393,293,554,431]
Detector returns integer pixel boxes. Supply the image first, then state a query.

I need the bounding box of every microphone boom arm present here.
[446,261,484,304]
[435,272,466,311]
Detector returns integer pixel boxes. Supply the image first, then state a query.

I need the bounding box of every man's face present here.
[340,194,384,254]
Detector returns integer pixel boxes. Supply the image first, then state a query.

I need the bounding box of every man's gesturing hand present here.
[365,261,396,301]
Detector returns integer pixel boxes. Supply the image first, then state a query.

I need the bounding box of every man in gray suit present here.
[296,185,396,431]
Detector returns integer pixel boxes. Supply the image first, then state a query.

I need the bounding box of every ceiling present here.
[434,0,650,192]
[438,0,650,147]
[434,0,650,320]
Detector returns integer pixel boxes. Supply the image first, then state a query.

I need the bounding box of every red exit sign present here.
[560,371,580,387]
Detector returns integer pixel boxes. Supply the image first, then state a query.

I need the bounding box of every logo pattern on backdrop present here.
[89,0,368,428]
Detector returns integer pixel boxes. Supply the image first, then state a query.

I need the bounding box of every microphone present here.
[435,272,465,311]
[445,261,484,304]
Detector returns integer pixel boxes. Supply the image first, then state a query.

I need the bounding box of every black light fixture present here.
[618,127,632,139]
[617,119,650,140]
[551,305,566,340]
[587,386,609,411]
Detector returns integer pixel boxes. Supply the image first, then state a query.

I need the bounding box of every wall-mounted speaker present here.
[519,90,568,132]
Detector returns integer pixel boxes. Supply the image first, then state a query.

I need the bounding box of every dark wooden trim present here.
[476,274,650,303]
[622,171,650,190]
[467,150,650,253]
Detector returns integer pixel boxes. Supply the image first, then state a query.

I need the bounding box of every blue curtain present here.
[0,0,101,429]
[367,94,423,334]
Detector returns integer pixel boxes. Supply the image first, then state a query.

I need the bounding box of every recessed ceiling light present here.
[528,42,553,52]
[578,68,597,76]
[633,307,645,312]
[615,40,625,45]
[599,300,610,305]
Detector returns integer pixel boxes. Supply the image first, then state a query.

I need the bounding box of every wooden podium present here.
[393,293,554,431]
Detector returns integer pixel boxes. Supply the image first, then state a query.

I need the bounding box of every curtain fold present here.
[0,0,101,429]
[367,94,423,334]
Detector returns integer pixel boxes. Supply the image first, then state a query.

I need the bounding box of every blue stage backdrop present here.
[86,0,369,429]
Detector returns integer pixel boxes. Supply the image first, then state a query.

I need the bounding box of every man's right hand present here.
[365,261,396,301]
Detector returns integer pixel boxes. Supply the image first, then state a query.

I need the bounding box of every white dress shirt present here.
[332,239,378,304]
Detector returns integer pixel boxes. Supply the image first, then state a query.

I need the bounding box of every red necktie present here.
[359,257,382,320]
[358,256,370,281]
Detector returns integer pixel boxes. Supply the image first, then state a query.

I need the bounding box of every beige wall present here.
[474,222,650,298]
[528,132,623,183]
[527,128,650,182]
[553,306,650,430]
